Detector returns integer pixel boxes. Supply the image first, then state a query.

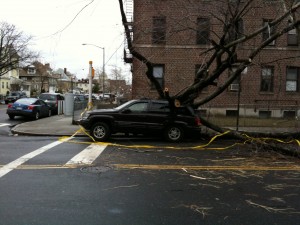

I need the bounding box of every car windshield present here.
[16,98,36,105]
[10,93,19,96]
[39,94,56,100]
[114,100,136,110]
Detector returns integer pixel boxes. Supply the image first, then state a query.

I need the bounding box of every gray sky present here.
[0,0,131,80]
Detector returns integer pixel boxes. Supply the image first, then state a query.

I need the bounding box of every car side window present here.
[128,102,148,112]
[150,103,170,112]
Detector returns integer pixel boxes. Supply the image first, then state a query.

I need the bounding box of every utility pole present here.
[82,43,105,95]
[88,61,93,109]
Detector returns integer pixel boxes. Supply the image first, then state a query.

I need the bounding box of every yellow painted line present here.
[1,164,300,171]
[113,164,300,171]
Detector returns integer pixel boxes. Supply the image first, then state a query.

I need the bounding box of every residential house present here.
[19,62,62,96]
[77,79,89,94]
[124,0,300,118]
[0,67,23,96]
[55,68,75,93]
[0,72,11,96]
[19,63,80,96]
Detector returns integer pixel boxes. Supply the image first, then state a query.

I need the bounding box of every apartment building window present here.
[28,67,36,74]
[152,16,166,44]
[6,82,8,88]
[286,67,299,92]
[260,66,274,92]
[259,110,271,119]
[228,19,244,42]
[287,23,298,46]
[196,17,210,45]
[262,19,276,45]
[228,67,241,92]
[151,65,164,89]
[1,82,3,89]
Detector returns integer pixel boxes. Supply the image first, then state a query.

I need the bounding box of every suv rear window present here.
[39,94,63,100]
[39,94,54,100]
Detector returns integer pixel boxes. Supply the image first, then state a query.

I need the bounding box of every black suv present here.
[5,91,27,104]
[77,99,202,142]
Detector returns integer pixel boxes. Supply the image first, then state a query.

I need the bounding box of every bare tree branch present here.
[0,22,38,76]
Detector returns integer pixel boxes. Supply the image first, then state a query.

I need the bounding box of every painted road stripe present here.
[0,123,10,127]
[114,164,300,171]
[0,137,72,178]
[66,143,107,165]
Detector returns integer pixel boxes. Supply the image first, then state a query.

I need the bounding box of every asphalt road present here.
[0,104,300,224]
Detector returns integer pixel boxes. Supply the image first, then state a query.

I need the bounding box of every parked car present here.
[5,91,27,104]
[74,94,88,102]
[38,93,64,114]
[84,94,97,101]
[7,98,52,120]
[77,99,202,142]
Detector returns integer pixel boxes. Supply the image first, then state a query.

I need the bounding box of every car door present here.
[146,102,170,131]
[115,101,149,133]
[36,100,49,117]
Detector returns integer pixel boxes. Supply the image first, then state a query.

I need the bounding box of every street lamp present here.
[82,43,105,95]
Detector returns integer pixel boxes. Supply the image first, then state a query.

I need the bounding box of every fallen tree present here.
[118,0,300,156]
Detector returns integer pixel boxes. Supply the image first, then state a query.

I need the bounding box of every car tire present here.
[34,111,40,120]
[164,125,184,142]
[91,122,111,141]
[8,115,15,120]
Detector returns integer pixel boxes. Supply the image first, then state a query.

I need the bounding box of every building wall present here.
[0,68,20,96]
[0,77,10,96]
[130,0,300,118]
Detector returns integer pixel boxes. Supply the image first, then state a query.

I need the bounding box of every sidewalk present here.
[11,115,84,137]
[11,114,299,137]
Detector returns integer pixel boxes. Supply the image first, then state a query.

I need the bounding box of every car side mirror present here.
[122,108,132,114]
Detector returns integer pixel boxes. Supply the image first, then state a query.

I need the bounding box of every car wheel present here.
[34,111,40,120]
[91,122,111,141]
[164,125,184,142]
[8,115,15,120]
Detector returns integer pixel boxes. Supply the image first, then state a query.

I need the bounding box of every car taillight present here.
[195,116,201,126]
[55,99,58,107]
[8,104,13,108]
[28,105,34,110]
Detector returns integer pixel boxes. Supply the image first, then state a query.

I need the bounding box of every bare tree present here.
[0,21,38,77]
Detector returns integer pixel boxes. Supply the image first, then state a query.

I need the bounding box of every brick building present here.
[124,0,300,118]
